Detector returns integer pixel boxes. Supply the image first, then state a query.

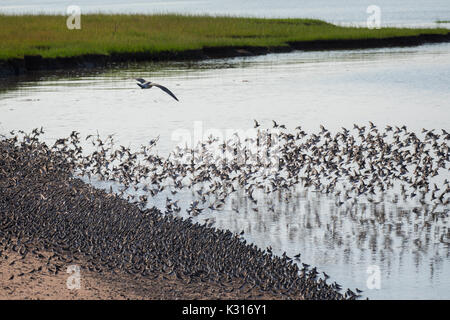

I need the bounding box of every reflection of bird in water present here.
[5,121,449,300]
[135,78,179,101]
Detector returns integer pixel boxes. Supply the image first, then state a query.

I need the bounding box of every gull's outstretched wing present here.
[135,78,147,84]
[152,83,179,101]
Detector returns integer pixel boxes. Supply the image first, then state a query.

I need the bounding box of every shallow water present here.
[1,43,449,299]
[1,0,450,28]
[1,43,450,154]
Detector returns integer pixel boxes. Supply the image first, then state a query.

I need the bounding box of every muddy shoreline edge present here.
[1,32,450,77]
[0,134,351,300]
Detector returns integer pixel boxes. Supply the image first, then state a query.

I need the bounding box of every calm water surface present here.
[0,43,449,299]
[1,0,450,28]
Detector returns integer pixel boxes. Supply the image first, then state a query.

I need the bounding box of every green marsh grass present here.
[0,14,448,60]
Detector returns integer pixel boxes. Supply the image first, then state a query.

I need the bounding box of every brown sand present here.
[0,247,285,300]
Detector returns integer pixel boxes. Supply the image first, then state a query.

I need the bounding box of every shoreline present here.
[1,12,450,78]
[1,33,450,77]
[0,246,278,299]
[0,134,348,300]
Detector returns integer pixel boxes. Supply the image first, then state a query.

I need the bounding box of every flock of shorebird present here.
[0,131,358,299]
[65,122,449,216]
[0,122,448,299]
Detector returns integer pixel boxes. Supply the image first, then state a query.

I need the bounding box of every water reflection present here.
[2,0,450,28]
[166,173,448,300]
[143,187,448,299]
[1,44,450,158]
[75,121,449,300]
[1,43,449,299]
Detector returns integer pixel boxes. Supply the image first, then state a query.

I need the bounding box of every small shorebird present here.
[135,78,179,101]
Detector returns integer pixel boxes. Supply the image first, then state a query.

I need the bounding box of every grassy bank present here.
[0,14,449,60]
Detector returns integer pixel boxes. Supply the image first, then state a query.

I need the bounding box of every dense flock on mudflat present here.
[0,122,448,299]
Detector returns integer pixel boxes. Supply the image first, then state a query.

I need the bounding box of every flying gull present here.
[135,78,179,101]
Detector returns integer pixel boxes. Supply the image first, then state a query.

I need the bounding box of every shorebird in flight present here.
[135,78,179,101]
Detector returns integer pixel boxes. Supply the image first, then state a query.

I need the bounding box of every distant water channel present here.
[1,0,450,28]
[1,43,449,299]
